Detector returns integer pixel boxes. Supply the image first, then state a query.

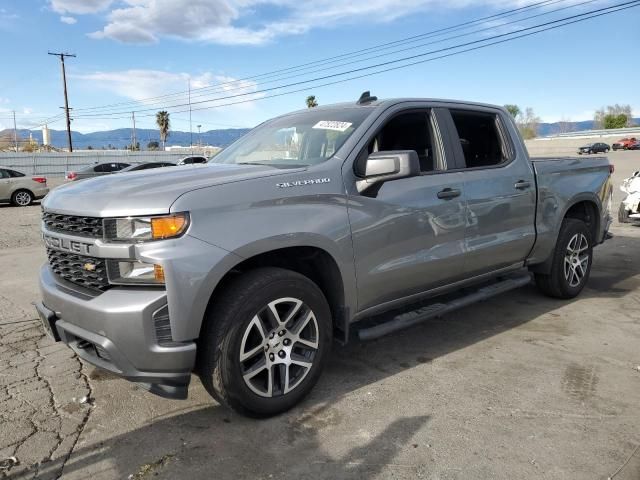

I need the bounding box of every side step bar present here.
[358,273,532,341]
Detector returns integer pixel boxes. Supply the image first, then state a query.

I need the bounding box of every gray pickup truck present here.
[36,94,613,417]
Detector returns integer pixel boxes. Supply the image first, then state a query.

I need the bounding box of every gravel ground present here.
[0,152,639,480]
[0,179,65,249]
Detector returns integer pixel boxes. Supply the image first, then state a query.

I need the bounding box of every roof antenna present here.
[357,91,377,105]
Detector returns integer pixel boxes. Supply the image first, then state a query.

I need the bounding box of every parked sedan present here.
[0,168,49,206]
[119,162,176,172]
[628,141,640,151]
[66,162,131,181]
[578,142,610,155]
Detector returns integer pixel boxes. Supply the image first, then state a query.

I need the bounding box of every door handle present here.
[514,180,531,190]
[437,188,461,199]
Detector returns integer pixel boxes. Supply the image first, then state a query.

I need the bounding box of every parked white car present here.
[619,171,640,223]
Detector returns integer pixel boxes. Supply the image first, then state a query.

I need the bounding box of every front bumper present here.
[39,265,196,399]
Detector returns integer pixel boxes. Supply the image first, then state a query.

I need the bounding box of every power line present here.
[71,1,640,120]
[64,0,570,115]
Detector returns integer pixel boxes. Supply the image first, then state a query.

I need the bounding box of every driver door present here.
[345,107,468,312]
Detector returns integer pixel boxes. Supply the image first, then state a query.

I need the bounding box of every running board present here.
[357,273,532,341]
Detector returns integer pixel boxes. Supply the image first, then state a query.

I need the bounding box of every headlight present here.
[108,260,165,285]
[105,213,189,242]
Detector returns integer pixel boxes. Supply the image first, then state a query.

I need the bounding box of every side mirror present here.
[356,150,420,193]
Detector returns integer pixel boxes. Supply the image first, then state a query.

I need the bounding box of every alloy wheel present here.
[239,297,319,398]
[15,192,31,206]
[564,233,589,288]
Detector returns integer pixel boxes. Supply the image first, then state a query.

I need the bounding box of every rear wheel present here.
[535,218,593,299]
[618,202,631,223]
[11,190,33,207]
[197,267,332,417]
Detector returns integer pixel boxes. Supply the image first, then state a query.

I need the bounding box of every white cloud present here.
[50,0,113,15]
[71,69,260,106]
[60,15,77,24]
[84,0,526,46]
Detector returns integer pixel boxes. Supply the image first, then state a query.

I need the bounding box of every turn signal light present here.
[151,214,188,239]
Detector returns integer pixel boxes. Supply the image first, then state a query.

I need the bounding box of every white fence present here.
[543,126,640,140]
[0,151,210,177]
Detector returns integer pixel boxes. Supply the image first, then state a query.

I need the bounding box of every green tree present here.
[306,95,318,108]
[156,110,171,150]
[504,104,521,118]
[147,140,159,150]
[603,114,628,129]
[594,104,634,128]
[87,145,93,150]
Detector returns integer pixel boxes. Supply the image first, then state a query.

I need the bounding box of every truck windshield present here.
[212,107,373,168]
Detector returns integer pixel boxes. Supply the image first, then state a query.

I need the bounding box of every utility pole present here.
[12,110,18,152]
[131,111,137,150]
[197,124,202,147]
[48,52,75,152]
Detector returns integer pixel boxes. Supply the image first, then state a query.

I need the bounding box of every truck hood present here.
[43,163,293,217]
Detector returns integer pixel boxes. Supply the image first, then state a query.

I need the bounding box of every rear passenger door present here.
[443,107,536,277]
[0,169,11,200]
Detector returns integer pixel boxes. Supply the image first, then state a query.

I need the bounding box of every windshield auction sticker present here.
[312,121,353,132]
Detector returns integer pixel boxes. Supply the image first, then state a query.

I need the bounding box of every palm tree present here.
[156,111,170,150]
[504,104,521,119]
[306,95,318,108]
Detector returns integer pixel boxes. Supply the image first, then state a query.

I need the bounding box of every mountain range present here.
[2,117,639,150]
[2,127,251,150]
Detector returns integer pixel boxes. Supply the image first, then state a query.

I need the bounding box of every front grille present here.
[43,211,104,238]
[46,247,110,292]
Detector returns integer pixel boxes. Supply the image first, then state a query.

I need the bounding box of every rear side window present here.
[7,169,25,177]
[449,110,513,168]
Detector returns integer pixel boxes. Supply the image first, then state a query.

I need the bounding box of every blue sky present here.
[0,0,638,135]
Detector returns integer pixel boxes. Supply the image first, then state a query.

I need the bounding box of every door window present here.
[356,110,442,175]
[0,169,9,179]
[449,110,513,168]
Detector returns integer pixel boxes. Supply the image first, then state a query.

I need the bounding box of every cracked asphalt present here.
[1,155,639,479]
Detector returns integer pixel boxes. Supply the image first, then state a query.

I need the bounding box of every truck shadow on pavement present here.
[17,231,640,480]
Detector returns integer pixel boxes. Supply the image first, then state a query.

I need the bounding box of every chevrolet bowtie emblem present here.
[83,263,97,272]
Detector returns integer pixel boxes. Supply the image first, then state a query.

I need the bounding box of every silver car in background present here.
[0,168,49,206]
[66,162,131,181]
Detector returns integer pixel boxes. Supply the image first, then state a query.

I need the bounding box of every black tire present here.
[605,148,610,153]
[11,189,33,207]
[618,202,631,223]
[197,267,332,417]
[535,218,593,299]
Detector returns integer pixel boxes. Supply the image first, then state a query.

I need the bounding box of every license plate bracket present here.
[35,302,61,342]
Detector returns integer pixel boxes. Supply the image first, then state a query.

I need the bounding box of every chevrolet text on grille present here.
[43,234,92,255]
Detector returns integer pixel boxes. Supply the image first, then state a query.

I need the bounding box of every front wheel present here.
[535,218,593,299]
[197,267,332,417]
